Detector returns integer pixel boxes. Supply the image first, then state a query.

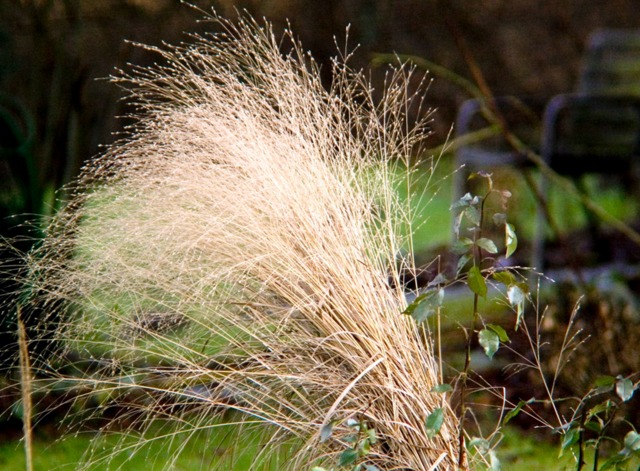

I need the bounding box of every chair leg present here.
[531,170,548,275]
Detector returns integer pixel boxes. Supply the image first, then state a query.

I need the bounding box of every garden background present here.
[1,1,640,469]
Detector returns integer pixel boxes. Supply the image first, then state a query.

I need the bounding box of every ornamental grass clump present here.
[10,12,461,470]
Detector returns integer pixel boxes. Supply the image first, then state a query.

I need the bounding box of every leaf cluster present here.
[314,418,380,471]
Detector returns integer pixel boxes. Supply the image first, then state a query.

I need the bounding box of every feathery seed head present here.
[11,12,461,470]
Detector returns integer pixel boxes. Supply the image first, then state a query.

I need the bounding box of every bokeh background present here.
[1,1,640,468]
[3,0,640,236]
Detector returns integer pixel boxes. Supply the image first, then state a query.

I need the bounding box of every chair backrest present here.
[578,29,640,96]
[544,94,640,174]
[545,29,640,175]
[455,96,542,167]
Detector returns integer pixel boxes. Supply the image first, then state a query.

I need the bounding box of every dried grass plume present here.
[12,11,461,470]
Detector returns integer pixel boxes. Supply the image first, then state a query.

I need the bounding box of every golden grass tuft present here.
[11,12,461,470]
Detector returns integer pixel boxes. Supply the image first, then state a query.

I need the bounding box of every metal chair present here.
[452,29,640,271]
[540,30,640,260]
[543,29,640,176]
[578,29,640,97]
[542,94,640,176]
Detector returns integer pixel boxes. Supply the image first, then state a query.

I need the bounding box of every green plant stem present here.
[457,186,490,468]
[577,409,586,471]
[371,53,483,98]
[422,125,501,159]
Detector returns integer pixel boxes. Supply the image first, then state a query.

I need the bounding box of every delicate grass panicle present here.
[11,11,460,470]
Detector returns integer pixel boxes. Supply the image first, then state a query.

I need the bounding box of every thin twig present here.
[17,306,34,471]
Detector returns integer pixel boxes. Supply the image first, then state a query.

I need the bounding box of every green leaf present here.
[599,453,627,470]
[476,237,498,254]
[427,272,448,287]
[311,467,329,471]
[505,223,517,258]
[360,437,371,455]
[346,418,359,428]
[559,427,580,457]
[507,283,526,307]
[320,421,336,443]
[402,288,444,323]
[468,437,490,452]
[339,448,359,466]
[411,288,444,322]
[594,375,617,388]
[492,270,516,286]
[366,428,377,445]
[503,398,534,425]
[486,323,509,342]
[452,211,464,238]
[451,192,475,210]
[478,328,500,359]
[425,407,444,439]
[616,377,635,402]
[514,303,524,329]
[344,434,358,443]
[464,205,481,226]
[588,400,613,419]
[402,291,428,315]
[468,266,487,298]
[431,383,453,394]
[468,436,501,470]
[456,254,472,275]
[488,450,501,471]
[624,431,640,453]
[451,237,474,255]
[507,283,527,328]
[584,420,603,434]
